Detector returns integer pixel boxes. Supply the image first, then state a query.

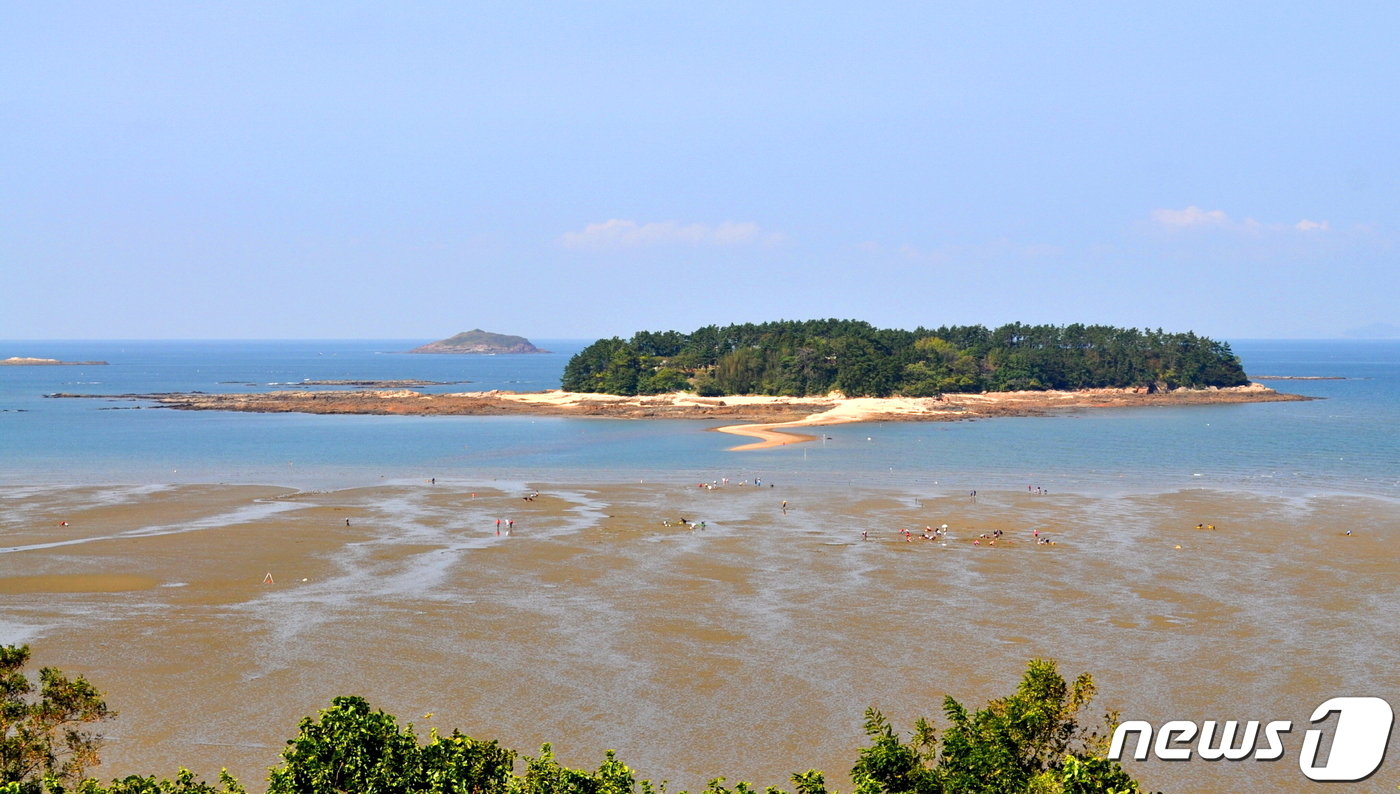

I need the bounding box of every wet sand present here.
[2,480,1396,793]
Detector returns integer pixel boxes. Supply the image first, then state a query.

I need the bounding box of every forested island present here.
[562,320,1250,397]
[50,321,1303,444]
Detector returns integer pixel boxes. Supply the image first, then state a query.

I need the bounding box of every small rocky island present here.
[1,357,108,366]
[407,330,549,355]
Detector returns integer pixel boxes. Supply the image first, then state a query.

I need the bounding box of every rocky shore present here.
[2,356,108,366]
[48,383,1311,426]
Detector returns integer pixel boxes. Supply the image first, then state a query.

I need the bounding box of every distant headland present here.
[1,356,108,366]
[406,330,549,355]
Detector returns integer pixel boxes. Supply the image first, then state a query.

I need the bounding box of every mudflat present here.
[1,479,1393,793]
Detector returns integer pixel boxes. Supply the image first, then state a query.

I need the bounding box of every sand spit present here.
[50,384,1310,451]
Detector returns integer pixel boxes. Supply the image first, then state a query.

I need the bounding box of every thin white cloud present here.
[559,219,785,250]
[1151,206,1232,229]
[1148,206,1330,234]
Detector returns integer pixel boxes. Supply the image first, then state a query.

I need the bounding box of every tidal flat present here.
[2,479,1397,793]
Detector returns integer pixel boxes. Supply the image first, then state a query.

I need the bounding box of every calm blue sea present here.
[1,339,1396,496]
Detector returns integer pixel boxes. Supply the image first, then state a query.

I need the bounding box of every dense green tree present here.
[266,695,423,794]
[561,321,1247,397]
[834,337,898,397]
[851,660,1147,794]
[629,331,688,358]
[77,769,247,794]
[638,368,691,395]
[1,645,113,793]
[600,347,644,397]
[562,338,622,393]
[712,348,766,395]
[901,338,982,396]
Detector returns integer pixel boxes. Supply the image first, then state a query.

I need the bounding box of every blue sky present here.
[3,3,1396,340]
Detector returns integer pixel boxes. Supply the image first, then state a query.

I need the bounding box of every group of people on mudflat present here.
[858,524,1055,546]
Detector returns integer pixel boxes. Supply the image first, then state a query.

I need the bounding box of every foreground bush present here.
[2,648,1148,794]
[851,659,1142,794]
[0,645,112,793]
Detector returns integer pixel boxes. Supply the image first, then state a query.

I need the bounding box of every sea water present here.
[2,339,1399,794]
[0,339,1396,497]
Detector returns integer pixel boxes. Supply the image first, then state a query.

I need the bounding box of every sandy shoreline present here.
[2,478,1395,793]
[51,384,1310,451]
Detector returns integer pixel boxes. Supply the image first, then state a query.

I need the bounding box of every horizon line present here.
[3,335,1397,344]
